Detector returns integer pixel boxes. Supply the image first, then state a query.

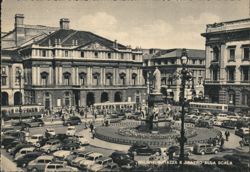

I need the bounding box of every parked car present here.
[78,152,104,170]
[28,118,44,127]
[235,127,250,137]
[75,134,89,145]
[221,120,237,129]
[240,136,250,146]
[88,157,113,172]
[28,134,45,147]
[99,162,121,172]
[1,137,18,149]
[15,151,43,168]
[44,162,78,172]
[63,116,82,126]
[61,138,80,150]
[5,140,20,152]
[128,143,161,156]
[193,143,220,155]
[195,120,213,128]
[167,146,191,158]
[54,133,69,141]
[14,147,36,160]
[110,151,136,168]
[40,139,62,153]
[12,121,31,130]
[66,126,76,136]
[45,128,56,139]
[9,143,34,156]
[69,150,94,167]
[27,155,55,172]
[53,150,71,160]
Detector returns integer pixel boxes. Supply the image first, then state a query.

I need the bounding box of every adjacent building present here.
[142,48,205,102]
[201,18,250,112]
[1,14,146,114]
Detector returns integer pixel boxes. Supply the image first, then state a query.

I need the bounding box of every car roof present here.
[36,155,54,160]
[20,147,35,151]
[88,152,103,157]
[32,134,43,137]
[96,157,112,161]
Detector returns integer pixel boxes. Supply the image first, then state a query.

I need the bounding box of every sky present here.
[2,0,249,49]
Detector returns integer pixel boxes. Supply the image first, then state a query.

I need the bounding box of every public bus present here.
[189,102,228,113]
[93,101,137,110]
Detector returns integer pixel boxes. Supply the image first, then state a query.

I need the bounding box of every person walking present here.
[225,130,230,141]
[90,123,94,133]
[92,129,96,139]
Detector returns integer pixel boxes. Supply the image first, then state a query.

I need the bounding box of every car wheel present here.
[155,151,160,156]
[31,168,38,172]
[36,143,41,147]
[201,151,205,155]
[22,163,27,168]
[47,149,51,154]
[214,150,218,154]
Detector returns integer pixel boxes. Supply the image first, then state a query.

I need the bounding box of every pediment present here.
[80,42,111,51]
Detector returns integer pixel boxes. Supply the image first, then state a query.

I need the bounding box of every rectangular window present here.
[121,53,124,59]
[199,60,202,65]
[65,51,68,57]
[1,67,6,74]
[42,50,46,57]
[228,68,235,81]
[229,49,235,60]
[15,67,21,85]
[192,60,196,64]
[108,53,111,59]
[81,51,84,58]
[242,67,249,81]
[243,48,250,60]
[1,76,7,86]
[132,54,136,60]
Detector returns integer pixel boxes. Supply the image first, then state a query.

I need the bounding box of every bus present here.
[189,102,228,113]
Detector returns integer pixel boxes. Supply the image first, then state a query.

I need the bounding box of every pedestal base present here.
[149,93,164,106]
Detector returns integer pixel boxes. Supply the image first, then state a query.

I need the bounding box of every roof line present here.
[1,29,15,39]
[61,30,78,44]
[36,30,59,45]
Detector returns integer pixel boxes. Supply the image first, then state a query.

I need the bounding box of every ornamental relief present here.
[80,42,110,51]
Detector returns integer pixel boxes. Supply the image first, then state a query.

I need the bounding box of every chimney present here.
[15,14,25,46]
[60,18,70,29]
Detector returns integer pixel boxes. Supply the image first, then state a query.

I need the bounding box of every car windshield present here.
[97,161,103,165]
[68,128,74,130]
[46,142,53,145]
[31,136,39,139]
[87,156,95,161]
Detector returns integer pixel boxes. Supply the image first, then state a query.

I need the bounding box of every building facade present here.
[201,18,250,112]
[1,14,146,113]
[142,49,205,102]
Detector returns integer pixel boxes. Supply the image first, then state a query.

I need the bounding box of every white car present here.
[66,126,76,136]
[75,134,89,145]
[14,147,36,160]
[40,139,61,153]
[53,150,71,160]
[28,134,44,147]
[27,155,54,172]
[78,153,103,170]
[88,157,113,172]
[45,128,56,138]
[70,150,93,167]
[44,162,78,172]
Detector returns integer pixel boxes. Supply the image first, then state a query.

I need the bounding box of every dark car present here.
[240,136,250,146]
[54,134,69,141]
[12,121,31,130]
[128,143,161,156]
[221,120,237,129]
[28,118,44,127]
[10,143,34,156]
[15,151,43,168]
[110,151,137,168]
[5,140,21,152]
[63,116,82,126]
[1,137,18,149]
[167,146,191,158]
[99,162,121,172]
[61,139,80,150]
[195,120,213,128]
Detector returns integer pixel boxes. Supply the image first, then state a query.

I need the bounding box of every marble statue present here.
[152,67,161,94]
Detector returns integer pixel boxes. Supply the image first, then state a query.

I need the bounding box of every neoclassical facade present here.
[201,18,250,112]
[1,14,146,111]
[142,48,205,102]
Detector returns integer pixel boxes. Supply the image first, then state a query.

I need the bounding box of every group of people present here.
[207,130,231,150]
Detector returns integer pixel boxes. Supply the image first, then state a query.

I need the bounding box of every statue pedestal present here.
[151,119,159,134]
[149,93,164,106]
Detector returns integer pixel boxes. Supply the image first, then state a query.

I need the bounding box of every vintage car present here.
[193,143,220,155]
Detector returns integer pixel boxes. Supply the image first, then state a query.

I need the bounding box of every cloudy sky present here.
[2,0,249,49]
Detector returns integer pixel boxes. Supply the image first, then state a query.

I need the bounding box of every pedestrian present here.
[225,130,230,141]
[220,137,225,150]
[239,140,243,148]
[92,129,96,139]
[90,123,94,132]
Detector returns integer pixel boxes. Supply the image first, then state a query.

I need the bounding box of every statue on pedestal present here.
[152,67,161,94]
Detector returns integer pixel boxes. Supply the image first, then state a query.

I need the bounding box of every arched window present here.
[132,73,137,86]
[14,92,22,105]
[119,73,126,85]
[79,72,86,86]
[106,73,113,86]
[101,92,109,102]
[114,92,122,102]
[228,90,235,105]
[1,92,9,106]
[93,73,100,86]
[86,92,95,107]
[41,72,49,86]
[64,91,71,106]
[63,72,71,85]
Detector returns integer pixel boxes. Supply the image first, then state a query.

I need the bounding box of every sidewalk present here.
[79,128,130,152]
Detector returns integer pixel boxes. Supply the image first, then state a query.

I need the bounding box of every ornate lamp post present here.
[179,49,193,165]
[17,68,22,122]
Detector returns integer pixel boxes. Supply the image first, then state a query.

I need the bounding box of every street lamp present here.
[18,69,22,122]
[179,49,193,165]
